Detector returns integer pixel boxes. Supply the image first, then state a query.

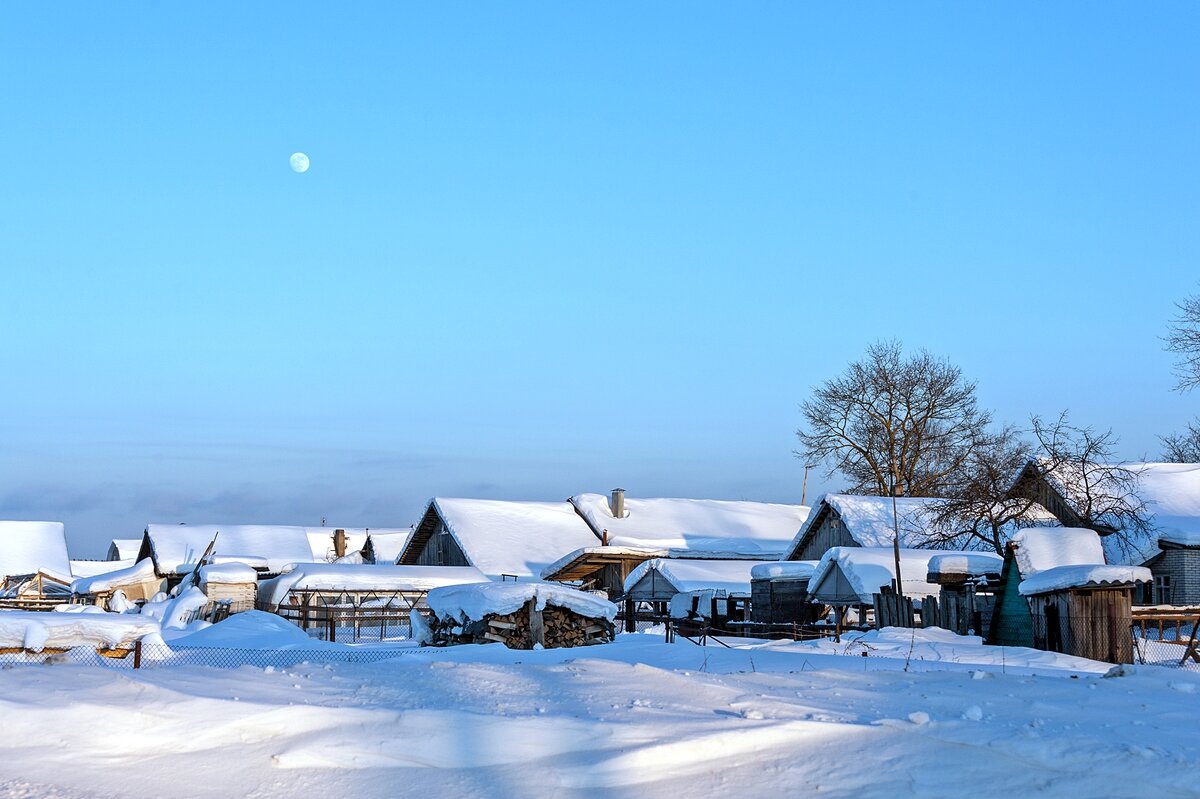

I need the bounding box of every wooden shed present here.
[70,558,167,610]
[199,563,259,613]
[986,527,1151,663]
[749,561,819,625]
[1021,567,1150,663]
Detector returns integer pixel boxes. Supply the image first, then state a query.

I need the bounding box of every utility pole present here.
[802,464,816,506]
[890,465,904,597]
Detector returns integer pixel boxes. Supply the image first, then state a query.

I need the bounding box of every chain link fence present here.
[0,642,424,671]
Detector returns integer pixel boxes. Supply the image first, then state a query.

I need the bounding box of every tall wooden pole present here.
[890,466,904,598]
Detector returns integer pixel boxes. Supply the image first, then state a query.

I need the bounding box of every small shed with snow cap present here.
[923,552,1003,635]
[750,561,820,625]
[199,563,259,612]
[989,527,1150,663]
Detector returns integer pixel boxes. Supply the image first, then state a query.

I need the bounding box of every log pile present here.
[427,598,614,649]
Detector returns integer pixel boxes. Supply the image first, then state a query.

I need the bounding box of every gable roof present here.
[366,530,413,563]
[808,546,955,605]
[568,493,809,557]
[398,498,599,580]
[107,539,143,561]
[0,521,72,580]
[143,523,317,576]
[784,494,951,559]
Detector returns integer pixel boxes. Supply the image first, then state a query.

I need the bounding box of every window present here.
[1154,575,1173,605]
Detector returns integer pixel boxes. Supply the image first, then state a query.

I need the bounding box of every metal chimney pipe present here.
[611,488,625,519]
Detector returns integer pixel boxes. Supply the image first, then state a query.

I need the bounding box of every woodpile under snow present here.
[421,581,616,649]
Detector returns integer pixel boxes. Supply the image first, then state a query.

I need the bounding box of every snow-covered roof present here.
[144,524,317,575]
[750,561,819,581]
[808,547,967,605]
[426,580,617,623]
[1159,530,1200,547]
[784,494,953,558]
[404,498,599,580]
[71,559,135,579]
[199,563,259,584]
[107,539,142,561]
[925,552,1004,579]
[258,564,490,607]
[569,493,809,557]
[623,558,775,596]
[1018,565,1152,596]
[1011,527,1105,577]
[366,530,412,563]
[0,521,72,580]
[71,558,160,595]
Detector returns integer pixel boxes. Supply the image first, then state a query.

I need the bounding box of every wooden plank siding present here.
[791,506,859,561]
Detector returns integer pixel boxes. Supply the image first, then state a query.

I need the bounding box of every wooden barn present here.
[987,526,1151,663]
[782,494,953,562]
[397,498,598,581]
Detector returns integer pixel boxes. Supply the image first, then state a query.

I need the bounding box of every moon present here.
[289,152,310,173]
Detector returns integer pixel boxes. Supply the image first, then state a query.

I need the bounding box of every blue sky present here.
[2,4,1198,555]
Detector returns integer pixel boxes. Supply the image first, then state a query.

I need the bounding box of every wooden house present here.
[397,498,598,581]
[1007,460,1200,604]
[988,527,1150,663]
[782,495,952,562]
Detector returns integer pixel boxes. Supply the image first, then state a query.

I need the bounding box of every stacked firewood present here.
[426,599,614,649]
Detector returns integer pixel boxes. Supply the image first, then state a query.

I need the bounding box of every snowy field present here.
[0,627,1197,798]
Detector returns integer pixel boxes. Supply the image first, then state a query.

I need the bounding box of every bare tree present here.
[918,425,1036,555]
[1029,412,1152,563]
[1161,420,1200,463]
[1166,292,1200,391]
[1160,291,1200,462]
[796,341,992,497]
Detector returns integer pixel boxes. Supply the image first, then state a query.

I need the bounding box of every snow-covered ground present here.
[0,627,1196,798]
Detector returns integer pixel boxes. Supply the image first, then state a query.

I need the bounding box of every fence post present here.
[328,611,336,643]
[624,597,636,633]
[133,639,142,670]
